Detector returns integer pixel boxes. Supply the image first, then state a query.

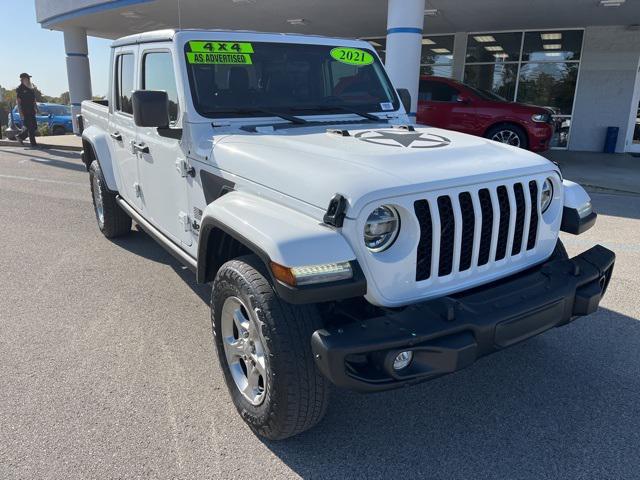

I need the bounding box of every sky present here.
[0,0,111,97]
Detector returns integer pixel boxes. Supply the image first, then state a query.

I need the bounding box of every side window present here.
[430,82,460,102]
[115,53,135,114]
[142,51,179,123]
[418,81,433,102]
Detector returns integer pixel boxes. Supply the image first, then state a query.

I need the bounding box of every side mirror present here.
[132,90,169,128]
[397,88,412,114]
[456,94,471,104]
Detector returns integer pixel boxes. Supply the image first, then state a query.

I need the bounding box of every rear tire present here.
[52,125,66,136]
[486,124,529,150]
[89,160,131,238]
[211,254,330,440]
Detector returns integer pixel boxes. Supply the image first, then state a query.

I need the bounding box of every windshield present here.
[184,41,399,118]
[48,105,71,116]
[464,85,507,102]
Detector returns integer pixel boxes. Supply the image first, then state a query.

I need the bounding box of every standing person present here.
[16,73,39,147]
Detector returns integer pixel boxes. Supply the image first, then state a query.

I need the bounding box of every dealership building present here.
[35,0,640,153]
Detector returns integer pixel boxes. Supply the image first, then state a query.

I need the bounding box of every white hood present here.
[209,123,558,216]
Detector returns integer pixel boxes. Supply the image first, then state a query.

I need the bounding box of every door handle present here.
[133,142,149,154]
[110,132,122,141]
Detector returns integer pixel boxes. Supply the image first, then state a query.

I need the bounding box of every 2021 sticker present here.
[330,47,374,66]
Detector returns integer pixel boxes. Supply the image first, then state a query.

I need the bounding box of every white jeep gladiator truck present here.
[79,29,614,440]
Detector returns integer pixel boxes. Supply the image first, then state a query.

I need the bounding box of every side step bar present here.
[115,196,198,271]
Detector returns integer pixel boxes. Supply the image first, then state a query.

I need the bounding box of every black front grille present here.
[437,196,455,277]
[414,200,433,281]
[478,188,493,267]
[414,180,541,282]
[495,186,510,261]
[527,181,539,250]
[512,183,526,256]
[458,192,475,272]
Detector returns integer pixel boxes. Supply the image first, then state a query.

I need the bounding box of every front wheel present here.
[486,124,529,150]
[211,255,330,440]
[89,160,131,238]
[52,125,66,136]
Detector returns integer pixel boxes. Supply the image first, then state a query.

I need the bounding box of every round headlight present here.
[364,205,400,252]
[541,177,554,213]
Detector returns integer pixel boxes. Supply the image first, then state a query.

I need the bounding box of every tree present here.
[60,91,70,105]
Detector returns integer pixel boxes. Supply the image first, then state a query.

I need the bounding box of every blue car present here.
[9,103,73,135]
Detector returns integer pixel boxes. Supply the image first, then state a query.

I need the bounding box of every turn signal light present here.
[270,261,353,286]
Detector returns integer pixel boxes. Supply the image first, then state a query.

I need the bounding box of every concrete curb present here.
[0,140,82,152]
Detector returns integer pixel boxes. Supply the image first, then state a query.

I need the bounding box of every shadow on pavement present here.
[263,307,640,479]
[111,227,210,304]
[107,213,640,479]
[589,191,640,221]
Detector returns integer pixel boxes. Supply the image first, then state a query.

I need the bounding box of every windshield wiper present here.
[206,108,307,124]
[292,105,381,122]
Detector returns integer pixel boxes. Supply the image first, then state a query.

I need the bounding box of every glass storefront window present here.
[464,29,582,148]
[367,35,455,78]
[465,32,523,63]
[421,64,453,78]
[522,30,583,62]
[517,62,579,115]
[464,64,518,101]
[421,35,454,66]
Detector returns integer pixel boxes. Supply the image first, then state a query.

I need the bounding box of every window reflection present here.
[522,31,583,62]
[517,62,579,115]
[465,32,522,63]
[464,64,518,101]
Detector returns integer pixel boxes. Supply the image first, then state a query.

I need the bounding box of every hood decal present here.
[354,129,451,148]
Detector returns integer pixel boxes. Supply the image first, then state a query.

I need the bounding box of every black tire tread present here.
[89,160,131,238]
[211,254,330,440]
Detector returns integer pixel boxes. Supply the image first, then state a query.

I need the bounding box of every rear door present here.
[109,47,141,210]
[136,47,191,246]
[417,80,476,134]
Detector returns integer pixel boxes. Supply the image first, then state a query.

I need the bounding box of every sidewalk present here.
[543,150,640,194]
[0,134,82,152]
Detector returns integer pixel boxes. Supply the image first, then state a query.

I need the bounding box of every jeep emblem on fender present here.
[354,129,451,148]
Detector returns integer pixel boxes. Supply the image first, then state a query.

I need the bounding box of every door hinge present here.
[176,159,195,178]
[134,182,142,198]
[178,211,191,232]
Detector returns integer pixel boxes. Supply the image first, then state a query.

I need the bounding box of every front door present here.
[136,48,191,247]
[110,48,141,210]
[417,79,476,134]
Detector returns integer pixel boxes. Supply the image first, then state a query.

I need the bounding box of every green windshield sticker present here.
[330,47,374,66]
[186,52,253,65]
[188,41,254,54]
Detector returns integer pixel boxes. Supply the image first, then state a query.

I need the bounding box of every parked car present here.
[9,103,73,135]
[80,30,612,440]
[417,76,554,152]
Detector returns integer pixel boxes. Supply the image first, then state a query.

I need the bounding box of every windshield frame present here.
[183,39,401,120]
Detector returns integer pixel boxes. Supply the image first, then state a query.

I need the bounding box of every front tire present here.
[89,160,131,238]
[486,124,529,149]
[211,255,330,440]
[52,125,66,136]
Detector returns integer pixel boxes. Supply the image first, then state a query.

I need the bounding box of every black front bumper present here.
[311,245,615,392]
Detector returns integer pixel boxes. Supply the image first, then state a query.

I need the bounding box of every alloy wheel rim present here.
[221,296,267,406]
[492,129,521,147]
[92,174,105,227]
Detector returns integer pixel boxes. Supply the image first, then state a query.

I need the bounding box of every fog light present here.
[393,351,413,370]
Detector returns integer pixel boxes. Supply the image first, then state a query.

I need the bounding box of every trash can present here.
[603,126,619,153]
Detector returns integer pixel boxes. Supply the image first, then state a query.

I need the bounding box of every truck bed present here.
[81,100,109,134]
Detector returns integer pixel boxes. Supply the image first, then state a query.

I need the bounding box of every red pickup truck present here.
[417,76,554,152]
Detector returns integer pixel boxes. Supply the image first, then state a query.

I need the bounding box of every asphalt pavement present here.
[1,146,639,479]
